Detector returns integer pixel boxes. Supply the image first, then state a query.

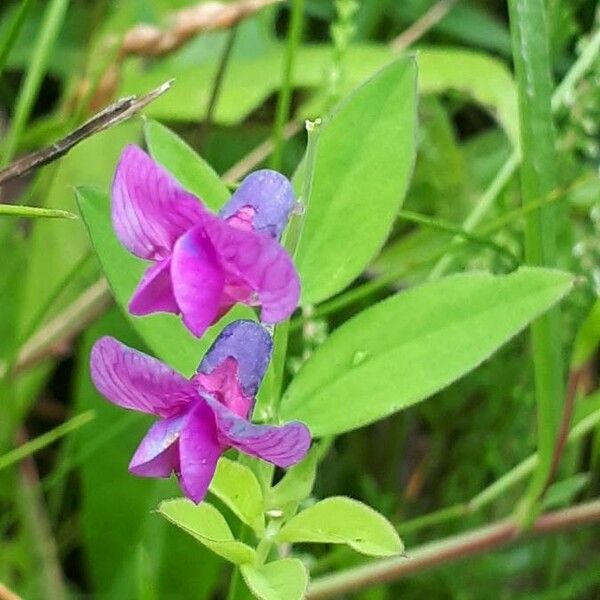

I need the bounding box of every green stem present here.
[270,0,305,171]
[270,119,322,410]
[0,0,37,80]
[0,411,94,472]
[1,0,71,166]
[398,210,518,267]
[227,119,321,600]
[428,24,600,279]
[508,0,563,524]
[203,25,239,137]
[398,504,467,535]
[428,153,519,280]
[397,404,600,537]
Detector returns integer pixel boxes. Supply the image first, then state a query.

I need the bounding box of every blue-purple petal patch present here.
[219,170,295,240]
[197,320,272,397]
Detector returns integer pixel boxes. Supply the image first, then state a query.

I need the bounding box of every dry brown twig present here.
[80,0,282,111]
[8,279,112,377]
[0,583,22,600]
[307,498,600,599]
[0,80,173,187]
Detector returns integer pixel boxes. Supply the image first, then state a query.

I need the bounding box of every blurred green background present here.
[0,0,599,598]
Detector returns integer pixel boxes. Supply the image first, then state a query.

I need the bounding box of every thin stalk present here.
[307,499,600,599]
[270,119,321,408]
[270,0,305,171]
[1,0,71,166]
[0,0,37,80]
[203,26,239,134]
[398,210,518,267]
[428,25,600,279]
[16,431,67,600]
[469,404,600,511]
[397,503,467,535]
[0,411,94,472]
[428,153,519,280]
[226,118,321,600]
[508,0,563,524]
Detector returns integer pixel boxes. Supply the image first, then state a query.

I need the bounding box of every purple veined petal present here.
[178,401,221,504]
[171,225,225,338]
[203,214,301,324]
[205,395,311,468]
[129,257,179,316]
[220,170,295,240]
[197,320,272,397]
[112,145,205,261]
[90,336,196,418]
[129,412,187,477]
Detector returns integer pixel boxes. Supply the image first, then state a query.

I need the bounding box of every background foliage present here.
[0,0,599,598]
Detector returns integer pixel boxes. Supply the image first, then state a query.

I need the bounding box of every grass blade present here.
[508,0,564,523]
[1,0,71,167]
[0,204,77,219]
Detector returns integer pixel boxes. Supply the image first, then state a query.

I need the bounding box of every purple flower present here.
[112,145,300,338]
[90,320,311,503]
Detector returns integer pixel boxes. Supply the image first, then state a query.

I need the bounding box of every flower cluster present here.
[90,145,311,503]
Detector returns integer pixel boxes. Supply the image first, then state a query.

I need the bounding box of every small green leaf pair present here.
[159,456,403,600]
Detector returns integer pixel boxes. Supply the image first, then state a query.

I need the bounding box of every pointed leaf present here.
[209,457,265,534]
[280,268,574,436]
[276,497,403,557]
[241,559,308,600]
[294,57,417,305]
[158,499,256,565]
[144,120,229,211]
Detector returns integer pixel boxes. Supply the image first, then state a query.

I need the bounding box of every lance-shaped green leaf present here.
[158,499,256,565]
[209,457,265,534]
[294,56,417,305]
[144,120,229,210]
[280,267,574,436]
[276,496,403,557]
[241,559,308,600]
[0,204,77,219]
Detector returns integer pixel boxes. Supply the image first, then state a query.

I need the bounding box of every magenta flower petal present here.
[203,213,300,323]
[197,320,272,397]
[129,257,178,316]
[129,413,186,477]
[178,401,221,503]
[90,336,195,418]
[220,170,295,239]
[112,145,204,260]
[171,225,225,338]
[205,396,311,468]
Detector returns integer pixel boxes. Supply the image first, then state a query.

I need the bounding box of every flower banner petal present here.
[171,225,225,338]
[90,336,196,418]
[112,145,204,260]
